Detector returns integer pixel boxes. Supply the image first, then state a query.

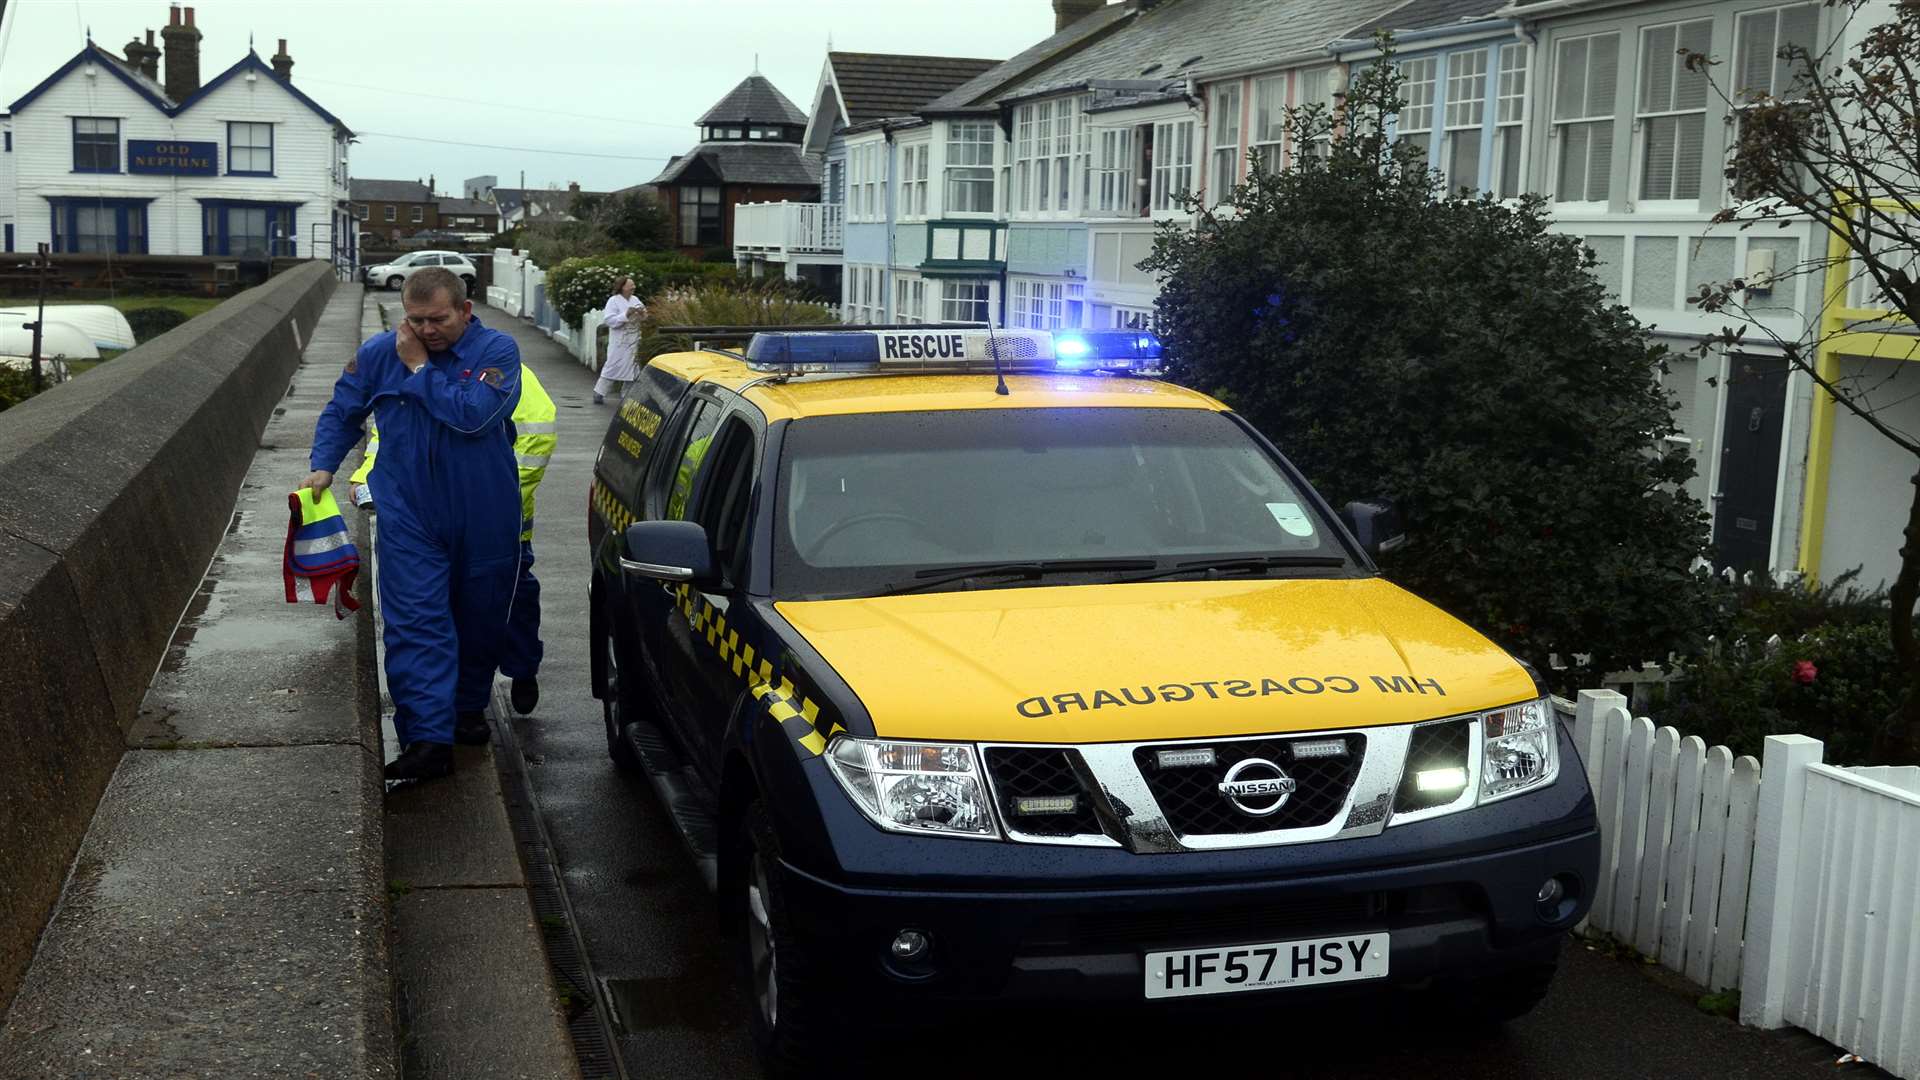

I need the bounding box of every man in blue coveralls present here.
[303,267,523,782]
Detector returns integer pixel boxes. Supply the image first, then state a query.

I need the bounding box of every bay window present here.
[1636,19,1713,202]
[1094,127,1135,215]
[1553,32,1620,204]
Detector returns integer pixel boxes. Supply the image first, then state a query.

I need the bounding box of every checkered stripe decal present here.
[672,583,841,756]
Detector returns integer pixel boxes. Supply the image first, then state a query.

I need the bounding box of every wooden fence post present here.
[1740,734,1824,1028]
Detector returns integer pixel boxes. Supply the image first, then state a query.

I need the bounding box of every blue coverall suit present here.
[311,317,523,747]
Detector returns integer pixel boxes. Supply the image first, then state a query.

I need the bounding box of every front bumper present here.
[779,823,1595,1007]
[773,723,1598,1008]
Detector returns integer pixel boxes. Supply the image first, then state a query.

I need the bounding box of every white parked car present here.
[362,251,478,292]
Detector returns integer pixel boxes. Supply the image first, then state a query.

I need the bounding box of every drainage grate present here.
[490,691,627,1080]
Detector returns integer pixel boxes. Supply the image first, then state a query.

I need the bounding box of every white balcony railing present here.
[733,201,844,258]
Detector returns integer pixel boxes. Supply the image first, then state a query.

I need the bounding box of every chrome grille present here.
[1133,734,1365,837]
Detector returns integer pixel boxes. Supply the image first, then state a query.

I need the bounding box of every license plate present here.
[1144,932,1390,999]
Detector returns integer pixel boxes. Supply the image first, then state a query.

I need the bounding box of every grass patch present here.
[1697,988,1741,1018]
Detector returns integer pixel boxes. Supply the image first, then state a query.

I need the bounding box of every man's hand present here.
[396,321,428,372]
[302,469,334,495]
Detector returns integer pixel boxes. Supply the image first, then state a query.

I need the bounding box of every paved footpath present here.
[480,306,1881,1080]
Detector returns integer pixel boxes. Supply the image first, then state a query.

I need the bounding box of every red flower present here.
[1790,660,1818,685]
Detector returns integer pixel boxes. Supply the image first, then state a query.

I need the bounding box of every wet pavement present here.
[480,308,1879,1080]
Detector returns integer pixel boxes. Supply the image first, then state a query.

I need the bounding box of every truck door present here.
[660,410,762,777]
[633,388,726,722]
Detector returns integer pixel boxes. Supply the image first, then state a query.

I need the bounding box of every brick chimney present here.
[270,38,294,80]
[161,6,202,101]
[1053,0,1103,32]
[568,181,581,193]
[124,30,161,81]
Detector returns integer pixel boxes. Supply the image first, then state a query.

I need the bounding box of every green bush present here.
[1140,40,1712,691]
[123,306,190,343]
[0,366,36,412]
[1654,571,1902,761]
[545,252,741,324]
[639,283,838,360]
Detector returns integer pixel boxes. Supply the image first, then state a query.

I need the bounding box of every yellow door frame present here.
[1796,195,1919,582]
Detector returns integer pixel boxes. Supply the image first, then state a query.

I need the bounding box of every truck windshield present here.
[772,407,1355,600]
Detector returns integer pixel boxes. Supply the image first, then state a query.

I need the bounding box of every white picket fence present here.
[1573,690,1759,990]
[1572,689,1920,1078]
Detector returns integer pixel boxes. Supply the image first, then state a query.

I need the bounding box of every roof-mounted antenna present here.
[985,322,1010,396]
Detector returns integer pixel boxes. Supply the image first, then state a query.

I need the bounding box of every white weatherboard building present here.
[1,10,353,265]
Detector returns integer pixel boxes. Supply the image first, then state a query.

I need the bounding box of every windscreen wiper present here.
[1111,554,1348,585]
[885,558,1157,596]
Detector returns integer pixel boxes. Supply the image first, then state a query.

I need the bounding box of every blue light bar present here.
[742,328,1163,375]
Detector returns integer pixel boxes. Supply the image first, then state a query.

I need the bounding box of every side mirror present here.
[620,520,716,585]
[1339,499,1409,561]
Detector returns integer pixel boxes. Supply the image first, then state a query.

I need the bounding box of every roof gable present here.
[175,52,352,135]
[8,42,174,115]
[828,52,1002,124]
[697,75,808,127]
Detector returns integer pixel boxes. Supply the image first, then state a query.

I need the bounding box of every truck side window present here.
[695,418,758,589]
[655,398,723,522]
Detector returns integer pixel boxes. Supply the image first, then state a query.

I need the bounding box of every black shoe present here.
[384,742,453,782]
[454,710,491,745]
[511,676,540,717]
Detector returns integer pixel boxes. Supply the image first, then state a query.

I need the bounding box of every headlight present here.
[1480,696,1557,801]
[825,737,1000,839]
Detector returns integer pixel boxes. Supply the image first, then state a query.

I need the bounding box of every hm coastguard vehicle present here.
[587,325,1599,1075]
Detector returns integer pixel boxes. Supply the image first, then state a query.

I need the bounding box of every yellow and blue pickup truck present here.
[587,325,1598,1076]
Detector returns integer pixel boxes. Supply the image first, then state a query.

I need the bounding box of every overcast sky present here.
[0,0,1057,193]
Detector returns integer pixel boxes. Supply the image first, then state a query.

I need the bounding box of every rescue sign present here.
[1014,674,1447,717]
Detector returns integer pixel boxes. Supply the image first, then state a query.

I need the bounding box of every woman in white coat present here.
[595,277,646,404]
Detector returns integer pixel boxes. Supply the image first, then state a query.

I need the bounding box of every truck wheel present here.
[599,622,641,772]
[736,801,830,1078]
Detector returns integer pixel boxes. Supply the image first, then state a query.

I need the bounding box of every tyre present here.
[460,274,477,292]
[385,275,404,291]
[599,617,642,772]
[735,801,832,1078]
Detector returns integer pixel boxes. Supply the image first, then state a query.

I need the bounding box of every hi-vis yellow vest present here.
[350,365,557,541]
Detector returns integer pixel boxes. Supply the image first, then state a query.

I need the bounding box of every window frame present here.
[900,142,930,220]
[1150,119,1195,216]
[1441,48,1491,194]
[1250,74,1289,176]
[1296,67,1339,161]
[1551,31,1622,208]
[1728,2,1823,202]
[1493,43,1531,200]
[939,278,993,324]
[198,199,295,257]
[1091,125,1137,217]
[71,116,120,174]
[1396,56,1439,169]
[227,120,274,177]
[1208,82,1243,206]
[943,120,998,217]
[678,185,722,247]
[1633,18,1715,207]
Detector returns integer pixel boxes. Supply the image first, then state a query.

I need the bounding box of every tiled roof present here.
[436,197,496,215]
[697,75,808,126]
[647,143,822,187]
[828,52,1002,123]
[489,187,606,215]
[351,179,431,202]
[1346,0,1510,35]
[919,2,1135,113]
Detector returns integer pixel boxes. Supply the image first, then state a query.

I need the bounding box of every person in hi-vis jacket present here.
[595,276,645,404]
[303,267,523,782]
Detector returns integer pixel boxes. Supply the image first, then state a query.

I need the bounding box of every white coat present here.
[600,294,647,383]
